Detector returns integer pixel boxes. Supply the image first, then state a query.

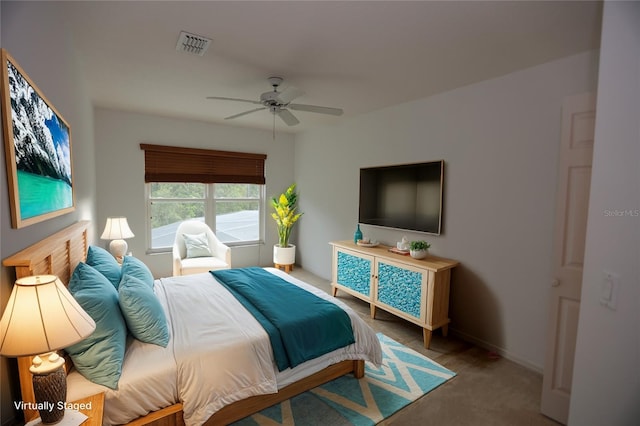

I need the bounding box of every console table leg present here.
[423,329,432,349]
[331,286,338,297]
[370,304,377,319]
[442,324,449,337]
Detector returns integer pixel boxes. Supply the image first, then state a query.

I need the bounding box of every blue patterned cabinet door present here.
[336,250,372,297]
[376,261,424,319]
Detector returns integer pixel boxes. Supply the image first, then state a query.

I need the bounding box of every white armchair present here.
[172,220,231,276]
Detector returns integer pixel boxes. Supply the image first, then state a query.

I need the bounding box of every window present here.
[140,144,267,253]
[214,183,262,243]
[147,182,263,252]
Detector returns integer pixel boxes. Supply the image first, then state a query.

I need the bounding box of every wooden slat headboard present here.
[3,221,89,284]
[2,220,90,422]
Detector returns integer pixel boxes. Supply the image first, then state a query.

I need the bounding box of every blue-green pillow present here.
[66,262,126,389]
[86,245,121,289]
[120,256,154,288]
[119,274,169,347]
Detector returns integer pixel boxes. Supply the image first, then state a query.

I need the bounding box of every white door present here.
[541,92,596,424]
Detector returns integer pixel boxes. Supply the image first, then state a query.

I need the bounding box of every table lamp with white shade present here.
[0,275,96,424]
[101,217,135,261]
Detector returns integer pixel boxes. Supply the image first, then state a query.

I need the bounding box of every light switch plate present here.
[601,271,619,310]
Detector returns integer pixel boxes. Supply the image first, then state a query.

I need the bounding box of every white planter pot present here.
[273,244,296,265]
[410,249,428,260]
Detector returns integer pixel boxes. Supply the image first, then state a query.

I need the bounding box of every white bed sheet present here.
[164,271,278,425]
[66,268,382,426]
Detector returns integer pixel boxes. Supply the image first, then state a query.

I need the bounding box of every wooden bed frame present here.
[3,221,365,425]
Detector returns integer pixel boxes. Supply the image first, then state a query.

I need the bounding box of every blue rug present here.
[233,333,456,425]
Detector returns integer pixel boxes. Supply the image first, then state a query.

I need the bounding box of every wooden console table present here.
[330,241,458,348]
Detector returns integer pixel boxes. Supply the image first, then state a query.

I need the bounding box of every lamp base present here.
[109,239,128,262]
[32,366,66,424]
[30,353,67,424]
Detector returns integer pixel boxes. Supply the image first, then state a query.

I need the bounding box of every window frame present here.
[145,182,265,254]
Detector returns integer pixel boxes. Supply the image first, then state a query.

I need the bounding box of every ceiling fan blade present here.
[277,109,300,126]
[288,103,344,116]
[207,96,262,105]
[225,107,266,120]
[276,86,305,104]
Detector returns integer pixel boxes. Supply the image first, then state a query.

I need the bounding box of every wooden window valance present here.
[140,144,267,184]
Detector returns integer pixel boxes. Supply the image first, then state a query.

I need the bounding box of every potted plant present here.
[271,183,303,265]
[409,240,431,259]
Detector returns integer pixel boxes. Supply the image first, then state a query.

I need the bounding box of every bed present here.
[3,221,382,425]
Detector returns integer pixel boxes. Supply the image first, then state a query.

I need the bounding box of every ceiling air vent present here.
[176,31,212,56]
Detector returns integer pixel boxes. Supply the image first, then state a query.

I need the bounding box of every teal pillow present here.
[119,274,170,347]
[183,232,212,258]
[66,262,126,389]
[120,256,154,288]
[86,245,121,289]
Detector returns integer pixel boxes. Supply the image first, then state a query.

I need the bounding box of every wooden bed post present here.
[353,359,365,378]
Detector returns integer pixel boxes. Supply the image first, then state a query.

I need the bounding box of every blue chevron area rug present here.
[233,333,456,426]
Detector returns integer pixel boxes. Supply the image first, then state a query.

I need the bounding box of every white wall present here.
[294,50,599,371]
[93,108,295,278]
[569,2,640,425]
[0,2,97,424]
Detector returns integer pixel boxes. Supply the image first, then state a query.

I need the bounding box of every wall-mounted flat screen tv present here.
[359,160,444,235]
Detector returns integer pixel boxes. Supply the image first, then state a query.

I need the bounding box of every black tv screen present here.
[359,160,444,235]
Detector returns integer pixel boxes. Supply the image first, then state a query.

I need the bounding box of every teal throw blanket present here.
[211,267,355,371]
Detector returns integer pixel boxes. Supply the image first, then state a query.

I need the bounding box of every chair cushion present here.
[180,256,229,275]
[182,232,212,258]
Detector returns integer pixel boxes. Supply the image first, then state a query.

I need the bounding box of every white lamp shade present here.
[101,217,135,240]
[0,275,96,357]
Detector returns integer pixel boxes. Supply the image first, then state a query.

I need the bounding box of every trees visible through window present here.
[147,182,263,251]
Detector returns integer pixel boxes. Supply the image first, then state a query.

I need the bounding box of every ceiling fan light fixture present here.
[268,77,284,88]
[176,31,212,56]
[207,77,343,128]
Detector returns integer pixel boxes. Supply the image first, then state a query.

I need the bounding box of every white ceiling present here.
[64,1,602,134]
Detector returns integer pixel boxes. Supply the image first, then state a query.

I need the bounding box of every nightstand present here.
[23,392,105,426]
[70,393,104,426]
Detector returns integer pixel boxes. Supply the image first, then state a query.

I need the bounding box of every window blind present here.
[140,144,266,184]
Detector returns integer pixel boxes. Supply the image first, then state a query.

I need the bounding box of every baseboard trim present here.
[449,327,543,374]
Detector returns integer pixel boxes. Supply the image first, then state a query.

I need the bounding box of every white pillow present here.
[183,233,212,258]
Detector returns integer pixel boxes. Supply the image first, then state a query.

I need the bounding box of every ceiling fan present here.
[206,77,343,127]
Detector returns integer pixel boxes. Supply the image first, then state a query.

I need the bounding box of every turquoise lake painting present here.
[17,170,73,219]
[3,50,74,227]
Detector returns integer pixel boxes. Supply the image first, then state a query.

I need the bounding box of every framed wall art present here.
[1,49,75,228]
